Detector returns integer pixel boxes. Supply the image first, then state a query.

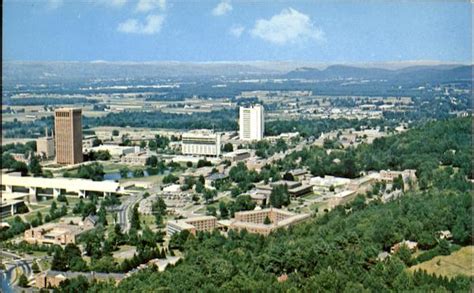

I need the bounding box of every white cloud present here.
[117,14,164,35]
[46,0,63,10]
[97,0,128,8]
[229,25,245,38]
[136,0,166,13]
[212,0,232,16]
[250,8,325,45]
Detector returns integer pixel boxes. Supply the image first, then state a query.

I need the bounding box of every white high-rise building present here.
[239,105,264,141]
[182,130,221,157]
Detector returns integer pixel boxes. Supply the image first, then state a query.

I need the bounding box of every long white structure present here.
[181,130,221,157]
[239,105,264,141]
[1,173,122,198]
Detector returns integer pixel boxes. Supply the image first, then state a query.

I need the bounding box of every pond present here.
[104,170,150,181]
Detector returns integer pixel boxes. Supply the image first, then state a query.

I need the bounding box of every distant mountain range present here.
[284,64,473,83]
[2,61,472,83]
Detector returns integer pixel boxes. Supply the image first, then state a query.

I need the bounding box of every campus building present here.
[181,130,221,157]
[24,217,96,245]
[228,208,311,236]
[37,128,55,159]
[239,105,264,141]
[166,216,217,236]
[222,149,251,162]
[54,108,83,165]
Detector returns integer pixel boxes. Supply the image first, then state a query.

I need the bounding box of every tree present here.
[282,172,294,181]
[438,239,451,255]
[206,206,217,217]
[119,167,130,179]
[130,204,141,230]
[163,174,179,184]
[92,138,102,147]
[223,143,233,152]
[269,185,290,208]
[133,169,145,178]
[203,189,217,203]
[219,201,229,219]
[32,262,40,273]
[197,159,212,168]
[18,273,29,287]
[51,248,68,271]
[395,244,412,266]
[28,155,42,176]
[98,205,108,226]
[146,156,158,167]
[152,197,167,226]
[264,216,271,225]
[195,181,205,193]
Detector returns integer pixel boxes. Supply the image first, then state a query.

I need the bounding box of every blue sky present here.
[3,0,472,62]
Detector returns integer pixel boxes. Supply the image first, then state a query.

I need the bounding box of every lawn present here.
[408,246,474,278]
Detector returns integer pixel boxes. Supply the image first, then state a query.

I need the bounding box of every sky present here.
[3,0,472,63]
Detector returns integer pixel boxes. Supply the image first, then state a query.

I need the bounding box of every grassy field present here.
[408,246,474,278]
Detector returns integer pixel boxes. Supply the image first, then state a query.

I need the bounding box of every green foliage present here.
[203,188,217,203]
[197,159,212,168]
[119,166,130,178]
[264,216,271,225]
[162,174,179,184]
[152,197,167,226]
[269,185,290,208]
[28,155,42,176]
[130,204,141,230]
[222,143,233,152]
[18,273,29,287]
[86,109,238,131]
[73,189,472,292]
[64,163,105,181]
[249,139,288,159]
[88,150,111,161]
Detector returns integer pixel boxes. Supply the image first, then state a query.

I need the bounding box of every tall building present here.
[54,108,83,165]
[182,129,221,157]
[239,105,264,141]
[36,127,55,159]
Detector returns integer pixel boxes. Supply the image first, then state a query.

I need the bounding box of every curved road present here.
[118,193,143,233]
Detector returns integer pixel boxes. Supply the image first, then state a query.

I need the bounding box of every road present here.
[118,193,144,232]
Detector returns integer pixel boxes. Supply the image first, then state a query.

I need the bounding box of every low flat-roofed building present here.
[120,151,151,165]
[167,216,217,236]
[287,184,313,197]
[288,169,308,181]
[24,220,96,245]
[87,145,140,158]
[182,129,221,157]
[37,137,55,159]
[36,270,125,289]
[205,173,228,188]
[222,149,251,162]
[229,208,310,236]
[309,175,351,192]
[0,199,26,218]
[260,180,313,197]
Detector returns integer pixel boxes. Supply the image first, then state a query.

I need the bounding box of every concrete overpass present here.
[1,173,123,199]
